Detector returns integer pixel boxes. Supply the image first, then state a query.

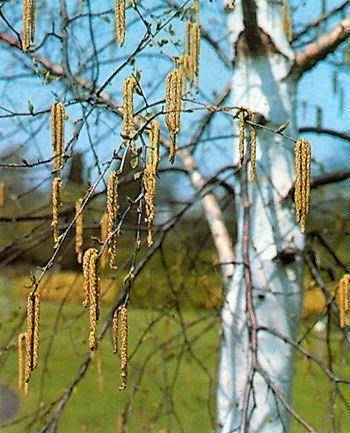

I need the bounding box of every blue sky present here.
[0,0,348,200]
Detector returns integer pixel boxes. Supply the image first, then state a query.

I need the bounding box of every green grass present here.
[1,274,350,433]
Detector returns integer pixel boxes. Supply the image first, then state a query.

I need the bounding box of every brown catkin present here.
[294,139,311,233]
[122,77,137,153]
[100,213,109,269]
[248,111,256,182]
[107,171,119,269]
[165,69,183,163]
[191,21,200,87]
[51,177,62,247]
[32,292,40,370]
[25,291,40,395]
[18,333,26,391]
[238,110,245,167]
[143,119,160,247]
[338,274,350,328]
[118,306,128,391]
[0,181,5,207]
[112,308,120,354]
[51,102,65,172]
[82,249,93,308]
[88,249,100,352]
[115,0,126,46]
[22,0,36,51]
[75,198,84,264]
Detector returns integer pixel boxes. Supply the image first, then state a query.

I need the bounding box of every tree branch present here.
[241,0,262,51]
[299,127,350,143]
[291,18,350,80]
[292,1,349,43]
[0,30,235,282]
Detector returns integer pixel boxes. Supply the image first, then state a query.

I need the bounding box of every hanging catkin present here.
[112,308,120,354]
[25,291,40,396]
[51,102,65,172]
[248,111,257,182]
[294,139,311,233]
[191,21,200,86]
[83,249,94,308]
[52,177,62,248]
[165,68,183,163]
[22,0,36,51]
[143,119,160,247]
[100,213,109,269]
[282,1,292,42]
[122,77,137,153]
[338,274,350,328]
[87,249,100,352]
[115,0,126,46]
[238,109,245,167]
[118,305,128,391]
[18,333,26,391]
[75,198,84,264]
[107,171,119,269]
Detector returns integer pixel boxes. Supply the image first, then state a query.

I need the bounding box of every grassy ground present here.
[1,272,350,433]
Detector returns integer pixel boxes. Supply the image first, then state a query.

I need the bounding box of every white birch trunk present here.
[217,2,304,432]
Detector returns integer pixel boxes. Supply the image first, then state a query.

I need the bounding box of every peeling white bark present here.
[218,2,304,432]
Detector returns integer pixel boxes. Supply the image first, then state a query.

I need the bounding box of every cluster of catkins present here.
[236,108,311,231]
[165,0,201,163]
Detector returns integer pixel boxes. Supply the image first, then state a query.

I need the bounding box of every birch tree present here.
[0,1,349,432]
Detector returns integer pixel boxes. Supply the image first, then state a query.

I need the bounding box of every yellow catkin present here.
[33,292,40,370]
[191,21,200,87]
[0,181,5,207]
[294,139,311,233]
[51,177,62,248]
[82,249,93,308]
[282,1,292,42]
[165,69,183,163]
[184,21,194,81]
[25,291,40,396]
[118,305,128,391]
[22,0,36,51]
[100,213,109,269]
[248,111,256,182]
[338,274,350,328]
[88,249,100,352]
[115,0,126,46]
[183,18,200,89]
[75,198,84,264]
[112,308,120,354]
[238,110,245,167]
[18,333,26,391]
[122,76,137,153]
[107,172,119,269]
[51,102,65,172]
[143,119,160,247]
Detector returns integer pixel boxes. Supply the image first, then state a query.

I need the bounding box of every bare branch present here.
[299,126,350,143]
[292,1,349,43]
[291,18,350,80]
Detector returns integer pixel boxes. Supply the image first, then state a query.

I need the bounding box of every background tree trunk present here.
[217,2,305,431]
